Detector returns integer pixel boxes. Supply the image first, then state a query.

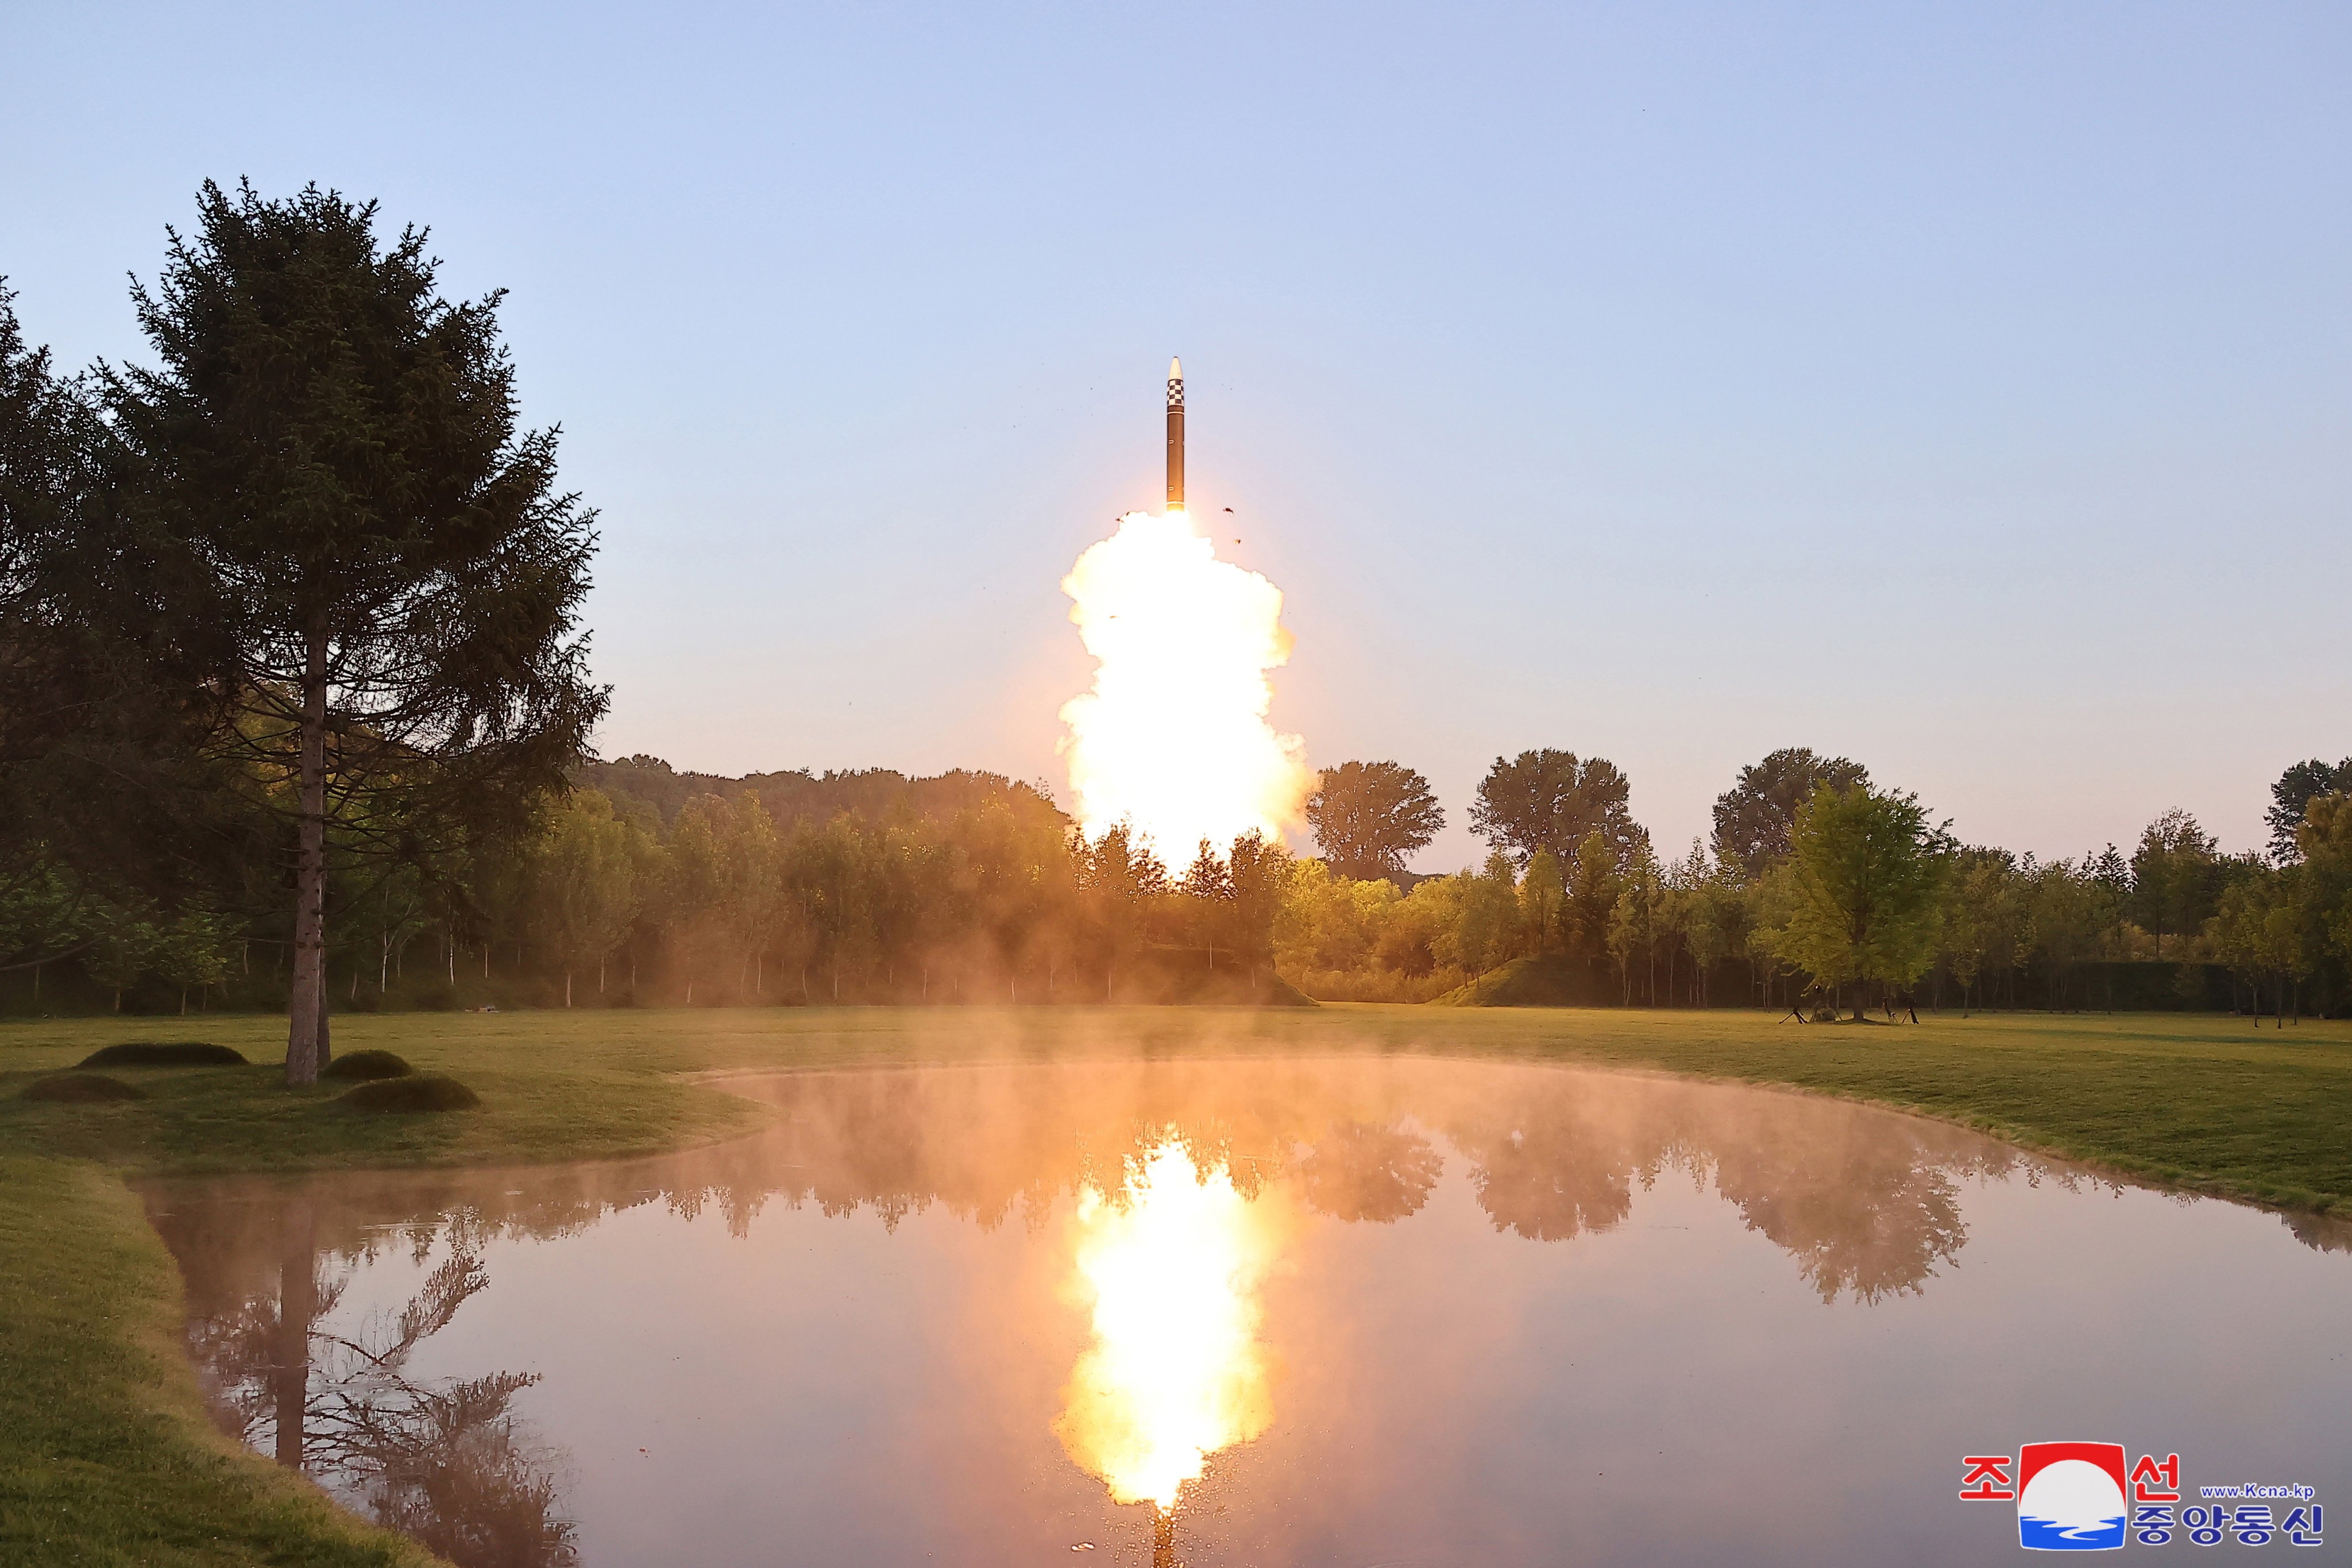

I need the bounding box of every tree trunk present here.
[284,627,330,1086]
[273,1198,317,1470]
[565,968,573,1007]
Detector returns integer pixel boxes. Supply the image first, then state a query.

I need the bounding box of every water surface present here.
[144,1057,2351,1565]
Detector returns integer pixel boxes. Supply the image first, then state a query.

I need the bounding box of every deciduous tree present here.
[1305,760,1443,883]
[1470,750,1646,876]
[531,790,639,1006]
[2129,810,2219,959]
[1710,748,1870,880]
[1774,783,1948,1016]
[2266,759,2352,862]
[1438,853,1522,995]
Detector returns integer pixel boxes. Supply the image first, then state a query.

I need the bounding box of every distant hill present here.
[578,755,1068,833]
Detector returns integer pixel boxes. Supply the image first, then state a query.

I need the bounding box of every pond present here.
[143,1057,2350,1566]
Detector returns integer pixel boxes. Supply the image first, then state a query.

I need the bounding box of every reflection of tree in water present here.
[1436,1075,1991,1300]
[1295,1122,1443,1223]
[179,1198,577,1568]
[1447,1100,1648,1242]
[2284,1210,2352,1255]
[729,1065,2000,1300]
[1706,1129,1967,1303]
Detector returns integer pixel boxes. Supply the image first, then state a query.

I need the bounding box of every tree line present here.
[6,182,2349,1045]
[1285,746,2352,1022]
[9,731,2348,1023]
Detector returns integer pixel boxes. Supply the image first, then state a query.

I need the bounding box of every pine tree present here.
[105,184,604,1082]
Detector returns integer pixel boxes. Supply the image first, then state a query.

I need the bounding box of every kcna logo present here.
[1959,1443,2324,1551]
[1962,1443,2134,1551]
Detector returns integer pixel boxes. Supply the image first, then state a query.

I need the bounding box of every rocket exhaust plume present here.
[1057,360,1314,860]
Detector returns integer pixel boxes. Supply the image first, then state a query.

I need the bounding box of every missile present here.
[1165,356,1185,513]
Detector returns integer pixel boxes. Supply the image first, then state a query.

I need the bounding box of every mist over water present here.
[144,1055,2352,1567]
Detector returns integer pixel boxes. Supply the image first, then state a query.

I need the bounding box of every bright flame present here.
[1054,1139,1279,1513]
[1058,511,1314,860]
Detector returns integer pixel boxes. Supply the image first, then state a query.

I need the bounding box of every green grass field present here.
[4,1003,2349,1564]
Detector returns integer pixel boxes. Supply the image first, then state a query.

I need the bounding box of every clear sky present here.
[7,2,2346,870]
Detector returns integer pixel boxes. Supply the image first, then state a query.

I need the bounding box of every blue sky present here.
[6,2,2346,868]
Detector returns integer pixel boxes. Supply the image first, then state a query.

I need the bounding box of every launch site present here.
[2,4,2346,1565]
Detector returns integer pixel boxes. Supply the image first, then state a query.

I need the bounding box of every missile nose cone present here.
[1170,356,1181,380]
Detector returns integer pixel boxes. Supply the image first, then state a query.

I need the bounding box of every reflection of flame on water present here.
[1054,1138,1279,1517]
[1057,511,1314,861]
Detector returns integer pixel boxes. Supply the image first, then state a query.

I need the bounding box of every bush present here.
[320,1049,414,1082]
[22,1072,149,1103]
[338,1074,479,1113]
[76,1041,249,1068]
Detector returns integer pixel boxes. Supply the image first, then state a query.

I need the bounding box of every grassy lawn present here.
[0,1155,441,1568]
[3,1002,2348,1564]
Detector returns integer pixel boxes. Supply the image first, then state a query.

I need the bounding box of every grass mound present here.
[338,1074,479,1114]
[1432,955,1613,1007]
[320,1049,415,1082]
[22,1072,149,1104]
[1260,974,1319,1007]
[76,1041,248,1068]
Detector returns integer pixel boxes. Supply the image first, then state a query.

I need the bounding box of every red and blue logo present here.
[1961,1444,2323,1550]
[2015,1442,2129,1551]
